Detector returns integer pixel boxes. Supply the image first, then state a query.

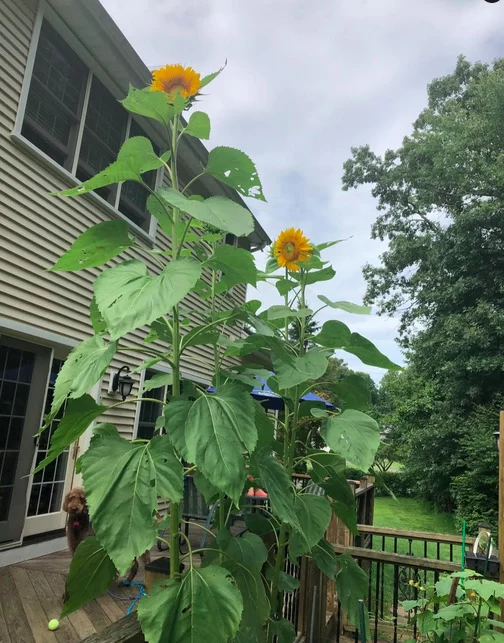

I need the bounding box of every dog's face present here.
[63,488,87,515]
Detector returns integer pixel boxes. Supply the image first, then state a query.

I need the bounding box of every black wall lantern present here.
[111,366,134,400]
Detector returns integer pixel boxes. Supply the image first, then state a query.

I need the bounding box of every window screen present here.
[22,20,87,168]
[136,370,165,440]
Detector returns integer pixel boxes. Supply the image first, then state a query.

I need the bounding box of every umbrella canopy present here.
[208,375,334,411]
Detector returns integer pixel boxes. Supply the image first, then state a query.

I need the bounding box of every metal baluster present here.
[450,543,453,562]
[374,560,380,643]
[393,565,399,643]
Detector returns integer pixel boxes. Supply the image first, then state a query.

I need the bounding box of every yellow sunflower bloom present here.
[273,228,312,272]
[150,65,201,100]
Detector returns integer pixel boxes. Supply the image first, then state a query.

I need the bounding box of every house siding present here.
[0,0,249,440]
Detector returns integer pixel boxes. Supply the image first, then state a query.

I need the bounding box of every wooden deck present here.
[0,521,218,642]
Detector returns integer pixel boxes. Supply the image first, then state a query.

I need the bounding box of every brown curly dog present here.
[62,488,151,597]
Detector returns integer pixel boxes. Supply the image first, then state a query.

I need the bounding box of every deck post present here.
[499,411,504,613]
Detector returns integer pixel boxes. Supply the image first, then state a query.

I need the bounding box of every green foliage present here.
[158,188,254,237]
[51,220,134,271]
[62,536,116,617]
[94,258,201,340]
[184,111,211,139]
[81,428,183,573]
[56,137,165,197]
[166,385,257,504]
[37,63,400,642]
[137,565,243,643]
[205,146,265,201]
[322,409,380,471]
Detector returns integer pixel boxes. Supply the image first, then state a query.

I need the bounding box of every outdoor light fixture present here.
[110,366,134,400]
[494,430,500,452]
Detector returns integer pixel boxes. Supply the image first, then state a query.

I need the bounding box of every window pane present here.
[136,370,164,440]
[78,77,127,181]
[22,20,86,166]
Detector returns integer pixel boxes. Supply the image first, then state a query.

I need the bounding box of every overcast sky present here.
[102,0,504,381]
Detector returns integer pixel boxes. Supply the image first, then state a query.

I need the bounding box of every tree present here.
[342,56,504,526]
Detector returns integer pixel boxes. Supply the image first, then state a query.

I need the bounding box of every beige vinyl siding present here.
[0,0,247,439]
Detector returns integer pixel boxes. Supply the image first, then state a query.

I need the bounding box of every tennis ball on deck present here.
[48,619,60,631]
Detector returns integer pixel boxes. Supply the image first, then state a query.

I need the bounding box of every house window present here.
[20,19,160,232]
[136,370,165,440]
[22,20,87,169]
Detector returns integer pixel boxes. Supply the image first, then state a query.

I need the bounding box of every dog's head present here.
[63,487,87,515]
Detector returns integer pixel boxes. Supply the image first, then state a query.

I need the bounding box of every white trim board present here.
[0,536,67,568]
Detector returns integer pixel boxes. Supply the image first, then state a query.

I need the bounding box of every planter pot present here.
[465,551,499,578]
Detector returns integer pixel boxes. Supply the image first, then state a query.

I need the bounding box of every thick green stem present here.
[169,115,182,579]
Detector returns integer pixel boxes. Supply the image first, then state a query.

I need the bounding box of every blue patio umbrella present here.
[208,375,334,411]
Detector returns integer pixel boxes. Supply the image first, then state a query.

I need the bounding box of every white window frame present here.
[11,0,163,244]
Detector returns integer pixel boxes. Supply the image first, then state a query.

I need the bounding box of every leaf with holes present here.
[184,111,211,139]
[205,244,258,289]
[157,188,254,237]
[80,427,183,573]
[137,565,243,643]
[317,295,371,315]
[166,384,256,504]
[52,220,134,271]
[94,259,201,340]
[205,146,265,201]
[272,349,328,390]
[322,409,380,470]
[289,493,332,559]
[121,85,184,125]
[55,137,165,197]
[61,536,116,617]
[35,395,107,473]
[90,297,107,336]
[46,335,116,422]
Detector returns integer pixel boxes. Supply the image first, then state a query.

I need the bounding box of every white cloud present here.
[102,0,504,380]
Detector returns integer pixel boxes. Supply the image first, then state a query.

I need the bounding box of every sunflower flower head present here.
[150,64,201,102]
[273,228,312,272]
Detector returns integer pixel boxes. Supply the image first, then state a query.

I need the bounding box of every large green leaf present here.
[216,529,268,570]
[314,320,352,348]
[268,618,296,643]
[200,64,226,88]
[61,536,116,617]
[298,266,335,285]
[34,395,106,473]
[336,553,369,628]
[94,259,201,340]
[315,323,400,370]
[194,471,220,505]
[331,374,372,411]
[184,111,211,139]
[254,402,275,451]
[205,146,265,201]
[312,539,338,580]
[262,305,312,321]
[121,86,183,125]
[272,349,328,389]
[225,334,295,365]
[342,333,401,370]
[141,372,173,393]
[48,335,116,421]
[318,295,371,315]
[205,244,258,289]
[255,450,302,533]
[52,221,134,271]
[137,565,243,643]
[166,384,257,504]
[55,137,164,197]
[265,567,300,592]
[90,297,107,336]
[146,193,172,237]
[158,188,254,237]
[322,410,380,470]
[81,429,183,573]
[289,493,332,559]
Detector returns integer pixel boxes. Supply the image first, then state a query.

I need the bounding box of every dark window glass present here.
[22,20,87,167]
[76,76,127,204]
[118,120,157,231]
[136,371,165,440]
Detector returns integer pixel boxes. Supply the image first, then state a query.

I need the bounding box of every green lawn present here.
[374,497,456,534]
